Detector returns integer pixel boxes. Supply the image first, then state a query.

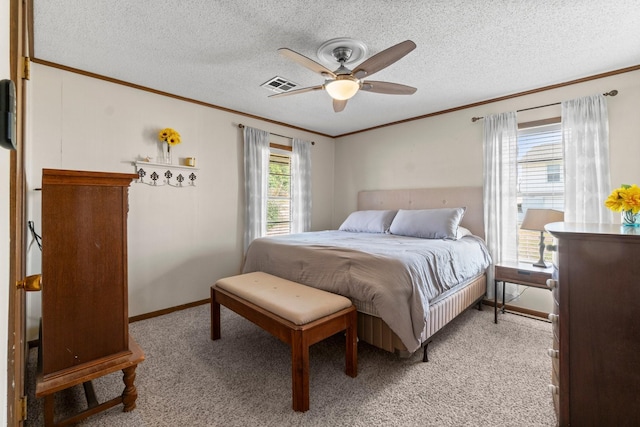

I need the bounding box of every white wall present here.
[25,64,335,339]
[333,69,640,225]
[1,0,11,422]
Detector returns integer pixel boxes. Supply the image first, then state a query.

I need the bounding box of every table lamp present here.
[520,208,564,268]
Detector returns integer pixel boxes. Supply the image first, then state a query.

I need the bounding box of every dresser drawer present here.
[549,313,559,343]
[549,341,559,384]
[552,285,559,317]
[548,343,560,423]
[547,275,559,304]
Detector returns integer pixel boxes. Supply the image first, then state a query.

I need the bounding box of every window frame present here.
[516,117,563,263]
[266,143,292,236]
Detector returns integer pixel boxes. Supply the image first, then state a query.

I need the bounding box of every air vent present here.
[261,76,299,94]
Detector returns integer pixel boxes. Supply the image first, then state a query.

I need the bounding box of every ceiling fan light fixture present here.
[275,39,416,110]
[325,78,360,100]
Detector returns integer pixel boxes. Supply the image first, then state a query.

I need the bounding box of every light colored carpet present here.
[26,304,556,426]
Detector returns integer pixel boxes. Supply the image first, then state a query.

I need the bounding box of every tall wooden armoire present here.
[36,169,144,426]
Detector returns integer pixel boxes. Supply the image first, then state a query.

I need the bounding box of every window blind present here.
[267,151,291,236]
[516,121,563,262]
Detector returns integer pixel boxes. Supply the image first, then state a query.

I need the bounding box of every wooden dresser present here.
[36,169,144,426]
[546,222,640,426]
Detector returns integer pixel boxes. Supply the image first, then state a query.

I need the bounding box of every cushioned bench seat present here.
[211,272,358,412]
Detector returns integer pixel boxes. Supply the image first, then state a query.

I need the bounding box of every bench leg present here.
[211,287,221,340]
[291,330,310,412]
[345,309,357,378]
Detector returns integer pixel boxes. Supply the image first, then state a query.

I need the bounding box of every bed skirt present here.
[355,274,487,356]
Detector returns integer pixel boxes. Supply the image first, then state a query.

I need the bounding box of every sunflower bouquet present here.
[604,184,640,226]
[158,128,181,146]
[157,128,181,164]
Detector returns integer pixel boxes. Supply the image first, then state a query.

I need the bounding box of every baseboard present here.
[129,298,211,323]
[27,298,212,349]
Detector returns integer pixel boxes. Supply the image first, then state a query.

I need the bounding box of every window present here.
[517,120,563,262]
[267,149,291,235]
[547,164,561,182]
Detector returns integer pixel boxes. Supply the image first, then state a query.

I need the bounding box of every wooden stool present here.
[211,272,358,412]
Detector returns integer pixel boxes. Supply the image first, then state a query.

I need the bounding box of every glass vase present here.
[621,210,640,227]
[163,143,172,165]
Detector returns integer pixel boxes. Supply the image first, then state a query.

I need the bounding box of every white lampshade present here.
[521,209,564,231]
[325,78,360,100]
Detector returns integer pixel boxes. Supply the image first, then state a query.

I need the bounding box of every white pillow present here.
[389,207,466,240]
[339,210,398,233]
[456,226,473,240]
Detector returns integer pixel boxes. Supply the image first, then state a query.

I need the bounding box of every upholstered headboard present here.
[357,187,485,240]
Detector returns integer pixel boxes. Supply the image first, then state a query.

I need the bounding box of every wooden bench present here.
[210,272,358,412]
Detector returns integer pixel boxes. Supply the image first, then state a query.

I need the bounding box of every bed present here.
[242,187,491,358]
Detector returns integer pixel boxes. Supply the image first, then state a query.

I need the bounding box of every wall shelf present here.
[134,161,199,187]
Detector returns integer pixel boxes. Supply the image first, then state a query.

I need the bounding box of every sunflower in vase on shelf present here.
[604,184,640,227]
[158,128,181,164]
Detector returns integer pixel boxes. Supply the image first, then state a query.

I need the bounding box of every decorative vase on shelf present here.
[621,210,640,227]
[157,128,180,165]
[163,143,172,165]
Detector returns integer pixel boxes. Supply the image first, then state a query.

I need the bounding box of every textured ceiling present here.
[32,0,640,137]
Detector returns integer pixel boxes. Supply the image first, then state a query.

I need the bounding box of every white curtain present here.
[243,126,270,253]
[561,94,613,224]
[483,112,519,299]
[291,138,312,233]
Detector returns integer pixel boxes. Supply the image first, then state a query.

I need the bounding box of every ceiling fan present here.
[270,39,417,112]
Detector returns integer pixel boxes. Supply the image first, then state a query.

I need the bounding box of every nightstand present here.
[494,261,553,323]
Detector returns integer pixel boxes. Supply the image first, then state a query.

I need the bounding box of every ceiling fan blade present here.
[360,81,417,95]
[269,85,324,98]
[353,40,416,79]
[278,48,337,78]
[333,99,347,113]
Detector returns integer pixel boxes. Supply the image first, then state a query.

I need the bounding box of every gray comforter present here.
[242,231,491,352]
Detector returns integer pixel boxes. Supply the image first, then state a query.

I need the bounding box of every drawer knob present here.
[548,313,559,323]
[546,348,559,358]
[546,279,557,289]
[548,384,559,395]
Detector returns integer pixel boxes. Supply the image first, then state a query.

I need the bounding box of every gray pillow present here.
[389,207,466,239]
[339,210,398,233]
